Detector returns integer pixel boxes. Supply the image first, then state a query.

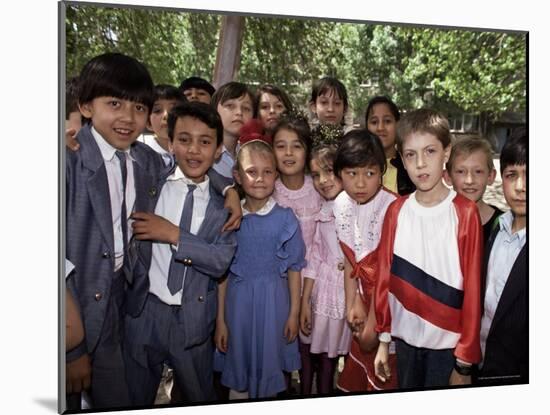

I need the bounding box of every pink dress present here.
[302,200,352,358]
[273,175,322,343]
[273,176,322,254]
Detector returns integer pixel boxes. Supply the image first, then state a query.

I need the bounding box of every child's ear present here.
[443,145,452,164]
[487,168,497,186]
[78,102,93,119]
[443,169,453,187]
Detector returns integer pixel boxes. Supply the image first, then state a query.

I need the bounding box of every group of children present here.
[64,52,527,411]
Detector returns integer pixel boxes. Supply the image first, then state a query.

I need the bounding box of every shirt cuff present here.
[222,183,235,197]
[378,332,392,343]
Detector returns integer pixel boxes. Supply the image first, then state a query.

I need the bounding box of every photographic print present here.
[59,0,527,413]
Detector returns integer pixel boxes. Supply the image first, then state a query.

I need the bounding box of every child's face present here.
[273,128,307,178]
[169,116,222,183]
[444,150,496,203]
[183,87,211,104]
[311,89,345,125]
[502,163,526,218]
[310,157,342,200]
[367,103,397,154]
[79,96,149,150]
[234,149,278,204]
[401,132,450,195]
[258,92,287,130]
[340,164,382,204]
[216,94,254,138]
[149,98,179,141]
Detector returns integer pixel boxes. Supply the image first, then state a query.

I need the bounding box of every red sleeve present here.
[374,197,406,334]
[453,195,483,364]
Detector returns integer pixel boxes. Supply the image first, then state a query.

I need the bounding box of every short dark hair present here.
[310,76,349,113]
[396,108,451,153]
[78,53,154,112]
[211,81,254,110]
[153,84,185,103]
[365,96,400,126]
[334,129,387,178]
[167,101,224,145]
[253,84,294,118]
[500,126,527,174]
[179,76,216,97]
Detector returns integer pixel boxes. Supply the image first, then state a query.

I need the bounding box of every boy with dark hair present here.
[142,84,186,167]
[124,102,237,404]
[476,127,527,386]
[211,81,255,178]
[444,137,503,247]
[179,76,215,104]
[374,108,483,389]
[66,52,165,409]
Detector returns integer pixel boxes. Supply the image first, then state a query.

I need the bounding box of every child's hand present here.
[449,369,472,386]
[215,321,229,353]
[284,315,299,343]
[300,301,312,336]
[66,353,91,394]
[131,212,179,244]
[66,128,80,151]
[374,342,391,383]
[222,188,242,232]
[347,293,367,334]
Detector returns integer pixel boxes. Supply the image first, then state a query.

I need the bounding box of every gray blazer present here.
[125,166,237,349]
[65,124,166,354]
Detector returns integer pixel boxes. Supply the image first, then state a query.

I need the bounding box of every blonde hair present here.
[235,140,277,173]
[446,136,495,171]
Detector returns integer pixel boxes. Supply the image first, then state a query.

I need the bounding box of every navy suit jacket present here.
[477,224,528,385]
[125,165,237,349]
[66,124,166,353]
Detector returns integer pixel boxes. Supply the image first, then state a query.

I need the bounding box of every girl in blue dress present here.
[214,136,306,399]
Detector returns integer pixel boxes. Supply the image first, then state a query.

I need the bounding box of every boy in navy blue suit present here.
[476,127,527,385]
[65,54,241,410]
[124,102,237,404]
[65,52,165,409]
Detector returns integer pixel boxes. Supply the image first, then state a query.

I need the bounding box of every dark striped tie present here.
[167,184,197,295]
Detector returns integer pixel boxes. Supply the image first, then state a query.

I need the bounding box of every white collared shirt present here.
[91,127,136,272]
[480,210,526,364]
[241,196,276,216]
[148,167,211,304]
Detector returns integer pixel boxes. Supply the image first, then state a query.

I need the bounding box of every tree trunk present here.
[212,15,245,89]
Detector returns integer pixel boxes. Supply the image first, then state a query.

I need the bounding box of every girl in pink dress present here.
[300,144,352,394]
[271,113,323,394]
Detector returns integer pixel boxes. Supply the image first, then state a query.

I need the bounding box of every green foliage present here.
[65,4,526,123]
[66,4,220,86]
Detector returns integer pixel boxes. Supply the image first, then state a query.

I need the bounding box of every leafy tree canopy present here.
[66,4,526,123]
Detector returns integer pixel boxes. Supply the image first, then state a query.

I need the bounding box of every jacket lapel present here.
[80,125,115,253]
[489,244,527,331]
[197,187,227,238]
